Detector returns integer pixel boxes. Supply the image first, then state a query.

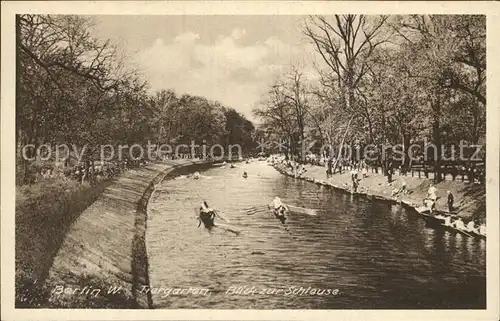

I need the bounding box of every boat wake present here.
[287,205,318,216]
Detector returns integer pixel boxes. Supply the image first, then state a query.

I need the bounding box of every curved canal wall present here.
[44,159,210,308]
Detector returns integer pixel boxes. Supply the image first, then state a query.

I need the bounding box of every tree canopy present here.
[254,14,486,179]
[16,14,255,184]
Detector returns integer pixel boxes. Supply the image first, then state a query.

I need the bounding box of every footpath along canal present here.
[146,161,486,309]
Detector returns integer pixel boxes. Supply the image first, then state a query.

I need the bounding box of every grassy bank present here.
[15,178,113,307]
[275,163,486,223]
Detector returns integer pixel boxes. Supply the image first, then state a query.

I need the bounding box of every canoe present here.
[198,211,216,228]
[440,223,474,237]
[267,205,288,224]
[421,213,446,227]
[415,206,431,214]
[467,229,486,239]
[212,163,226,167]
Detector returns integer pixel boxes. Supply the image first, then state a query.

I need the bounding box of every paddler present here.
[452,217,467,231]
[193,172,200,179]
[272,196,284,210]
[242,171,248,178]
[271,196,288,223]
[198,201,216,227]
[466,219,478,234]
[479,223,486,236]
[199,201,228,224]
[443,214,453,227]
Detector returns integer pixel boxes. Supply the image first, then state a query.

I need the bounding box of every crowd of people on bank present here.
[30,150,247,186]
[295,151,486,184]
[30,158,149,185]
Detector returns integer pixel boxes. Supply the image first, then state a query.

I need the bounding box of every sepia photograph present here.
[1,1,499,320]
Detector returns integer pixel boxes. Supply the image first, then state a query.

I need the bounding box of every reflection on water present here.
[146,162,486,309]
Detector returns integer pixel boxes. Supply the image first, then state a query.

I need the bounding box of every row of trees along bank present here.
[16,15,255,185]
[253,15,486,183]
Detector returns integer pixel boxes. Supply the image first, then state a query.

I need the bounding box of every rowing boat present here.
[418,212,485,239]
[440,223,474,237]
[460,227,486,239]
[267,205,288,224]
[415,205,431,214]
[470,231,487,239]
[196,209,241,234]
[198,210,216,228]
[421,213,446,227]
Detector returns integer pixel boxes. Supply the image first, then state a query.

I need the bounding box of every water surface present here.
[147,162,486,309]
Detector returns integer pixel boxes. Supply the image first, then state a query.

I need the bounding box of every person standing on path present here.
[387,160,393,183]
[401,179,407,194]
[423,183,438,213]
[427,184,438,201]
[447,191,454,213]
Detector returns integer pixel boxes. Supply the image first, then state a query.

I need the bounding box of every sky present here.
[90,15,319,121]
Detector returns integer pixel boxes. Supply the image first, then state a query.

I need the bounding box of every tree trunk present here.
[332,115,355,174]
[430,97,443,182]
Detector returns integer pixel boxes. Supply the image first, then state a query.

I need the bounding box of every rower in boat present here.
[466,219,479,234]
[198,201,216,228]
[443,214,453,227]
[197,201,229,228]
[242,171,248,178]
[451,217,467,231]
[193,172,200,180]
[270,196,288,224]
[479,223,486,236]
[230,164,236,168]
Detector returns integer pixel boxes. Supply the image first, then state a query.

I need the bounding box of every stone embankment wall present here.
[45,160,209,308]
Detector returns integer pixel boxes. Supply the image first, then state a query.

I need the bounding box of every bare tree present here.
[303,15,393,173]
[303,15,392,114]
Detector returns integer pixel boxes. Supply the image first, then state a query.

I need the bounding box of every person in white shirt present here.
[270,197,288,224]
[427,184,438,201]
[466,220,478,233]
[479,223,486,236]
[401,180,407,194]
[198,201,216,227]
[453,217,466,230]
[444,215,452,226]
[272,196,283,210]
[362,167,368,178]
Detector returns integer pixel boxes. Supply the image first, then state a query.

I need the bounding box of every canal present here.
[146,161,486,309]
